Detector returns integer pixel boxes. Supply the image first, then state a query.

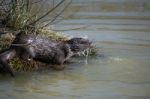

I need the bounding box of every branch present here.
[26,0,47,23]
[26,0,30,11]
[27,0,65,26]
[51,25,90,31]
[42,0,72,27]
[30,0,44,5]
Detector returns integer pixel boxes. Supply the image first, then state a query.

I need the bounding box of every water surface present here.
[0,0,150,99]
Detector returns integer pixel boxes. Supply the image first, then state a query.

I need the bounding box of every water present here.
[0,0,150,99]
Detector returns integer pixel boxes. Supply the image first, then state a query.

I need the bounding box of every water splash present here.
[75,48,91,64]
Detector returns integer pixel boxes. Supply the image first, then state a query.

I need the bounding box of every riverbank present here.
[0,25,97,73]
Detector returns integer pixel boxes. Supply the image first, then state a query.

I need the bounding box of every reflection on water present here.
[0,0,150,99]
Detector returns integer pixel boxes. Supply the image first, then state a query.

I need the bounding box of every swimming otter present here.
[0,32,91,77]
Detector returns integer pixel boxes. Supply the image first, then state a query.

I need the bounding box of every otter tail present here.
[0,48,17,77]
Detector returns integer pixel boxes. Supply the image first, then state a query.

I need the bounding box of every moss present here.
[37,29,68,41]
[10,58,49,72]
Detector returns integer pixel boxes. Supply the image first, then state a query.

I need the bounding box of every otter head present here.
[66,37,91,54]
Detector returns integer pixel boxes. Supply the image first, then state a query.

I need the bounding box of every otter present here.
[0,32,91,77]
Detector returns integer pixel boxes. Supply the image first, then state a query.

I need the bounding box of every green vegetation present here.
[0,0,72,31]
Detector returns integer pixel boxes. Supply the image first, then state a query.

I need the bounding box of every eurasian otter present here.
[0,32,91,77]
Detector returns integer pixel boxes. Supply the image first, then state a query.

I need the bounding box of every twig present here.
[26,0,30,11]
[26,0,46,23]
[51,25,90,31]
[30,0,44,5]
[42,0,72,28]
[27,0,65,26]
